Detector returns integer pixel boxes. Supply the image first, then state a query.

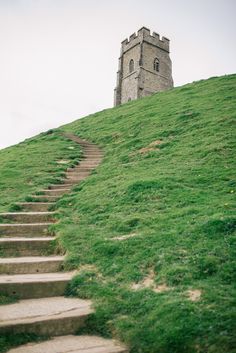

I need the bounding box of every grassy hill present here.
[0,74,235,352]
[0,132,82,212]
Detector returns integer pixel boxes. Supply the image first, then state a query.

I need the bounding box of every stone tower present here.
[114,27,173,106]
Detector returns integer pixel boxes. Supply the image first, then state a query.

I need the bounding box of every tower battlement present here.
[114,27,173,106]
[121,27,170,54]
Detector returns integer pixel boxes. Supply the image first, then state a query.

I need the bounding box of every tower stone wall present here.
[114,27,174,106]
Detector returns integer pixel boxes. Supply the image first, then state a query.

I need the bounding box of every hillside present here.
[0,132,82,212]
[0,74,235,353]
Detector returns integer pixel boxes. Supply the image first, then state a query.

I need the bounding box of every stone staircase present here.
[0,134,128,353]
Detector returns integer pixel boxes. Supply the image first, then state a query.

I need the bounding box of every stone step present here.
[40,188,71,196]
[0,237,55,257]
[81,144,99,148]
[0,223,53,237]
[69,174,90,180]
[66,168,91,178]
[76,165,99,170]
[17,203,54,212]
[64,178,88,184]
[80,160,101,165]
[0,256,65,274]
[65,173,87,181]
[77,165,99,169]
[86,149,102,152]
[83,146,101,150]
[84,158,102,161]
[64,176,88,182]
[66,170,91,176]
[0,212,56,224]
[48,184,73,190]
[85,155,102,158]
[30,195,60,202]
[86,149,102,153]
[84,149,102,153]
[0,271,74,299]
[67,167,92,172]
[0,297,93,337]
[82,153,103,158]
[7,335,128,353]
[63,179,83,185]
[84,154,103,158]
[84,146,101,150]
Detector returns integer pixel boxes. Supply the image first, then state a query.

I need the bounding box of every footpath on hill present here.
[0,133,127,353]
[0,74,235,353]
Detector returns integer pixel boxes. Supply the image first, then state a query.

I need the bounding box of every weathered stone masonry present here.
[114,26,174,106]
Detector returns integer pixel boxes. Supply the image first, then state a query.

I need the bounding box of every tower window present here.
[154,58,160,72]
[129,59,134,73]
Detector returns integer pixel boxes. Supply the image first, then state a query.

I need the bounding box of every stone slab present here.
[0,223,53,236]
[0,237,55,257]
[7,335,128,353]
[0,297,93,336]
[17,203,55,212]
[30,195,60,202]
[0,271,74,299]
[0,256,65,274]
[40,189,70,196]
[0,212,56,223]
[66,171,91,175]
[49,184,73,190]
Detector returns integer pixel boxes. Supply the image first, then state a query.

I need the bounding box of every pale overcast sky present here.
[0,0,235,149]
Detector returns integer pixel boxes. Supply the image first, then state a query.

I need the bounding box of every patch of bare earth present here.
[187,289,202,302]
[138,140,163,155]
[131,269,171,293]
[153,284,171,293]
[138,147,156,154]
[149,140,163,147]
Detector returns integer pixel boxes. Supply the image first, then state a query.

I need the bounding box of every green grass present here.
[0,333,49,353]
[0,74,235,352]
[58,74,236,352]
[0,295,17,306]
[0,130,83,351]
[0,130,82,212]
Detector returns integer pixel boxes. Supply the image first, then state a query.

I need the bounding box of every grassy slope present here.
[0,131,82,212]
[0,131,83,351]
[58,74,236,353]
[0,74,235,352]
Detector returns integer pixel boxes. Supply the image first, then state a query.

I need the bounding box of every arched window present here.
[154,58,160,72]
[129,59,134,73]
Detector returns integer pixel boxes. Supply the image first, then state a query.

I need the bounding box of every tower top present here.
[121,26,170,53]
[114,27,173,106]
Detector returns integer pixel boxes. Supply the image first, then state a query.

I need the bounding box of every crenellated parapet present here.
[121,27,170,53]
